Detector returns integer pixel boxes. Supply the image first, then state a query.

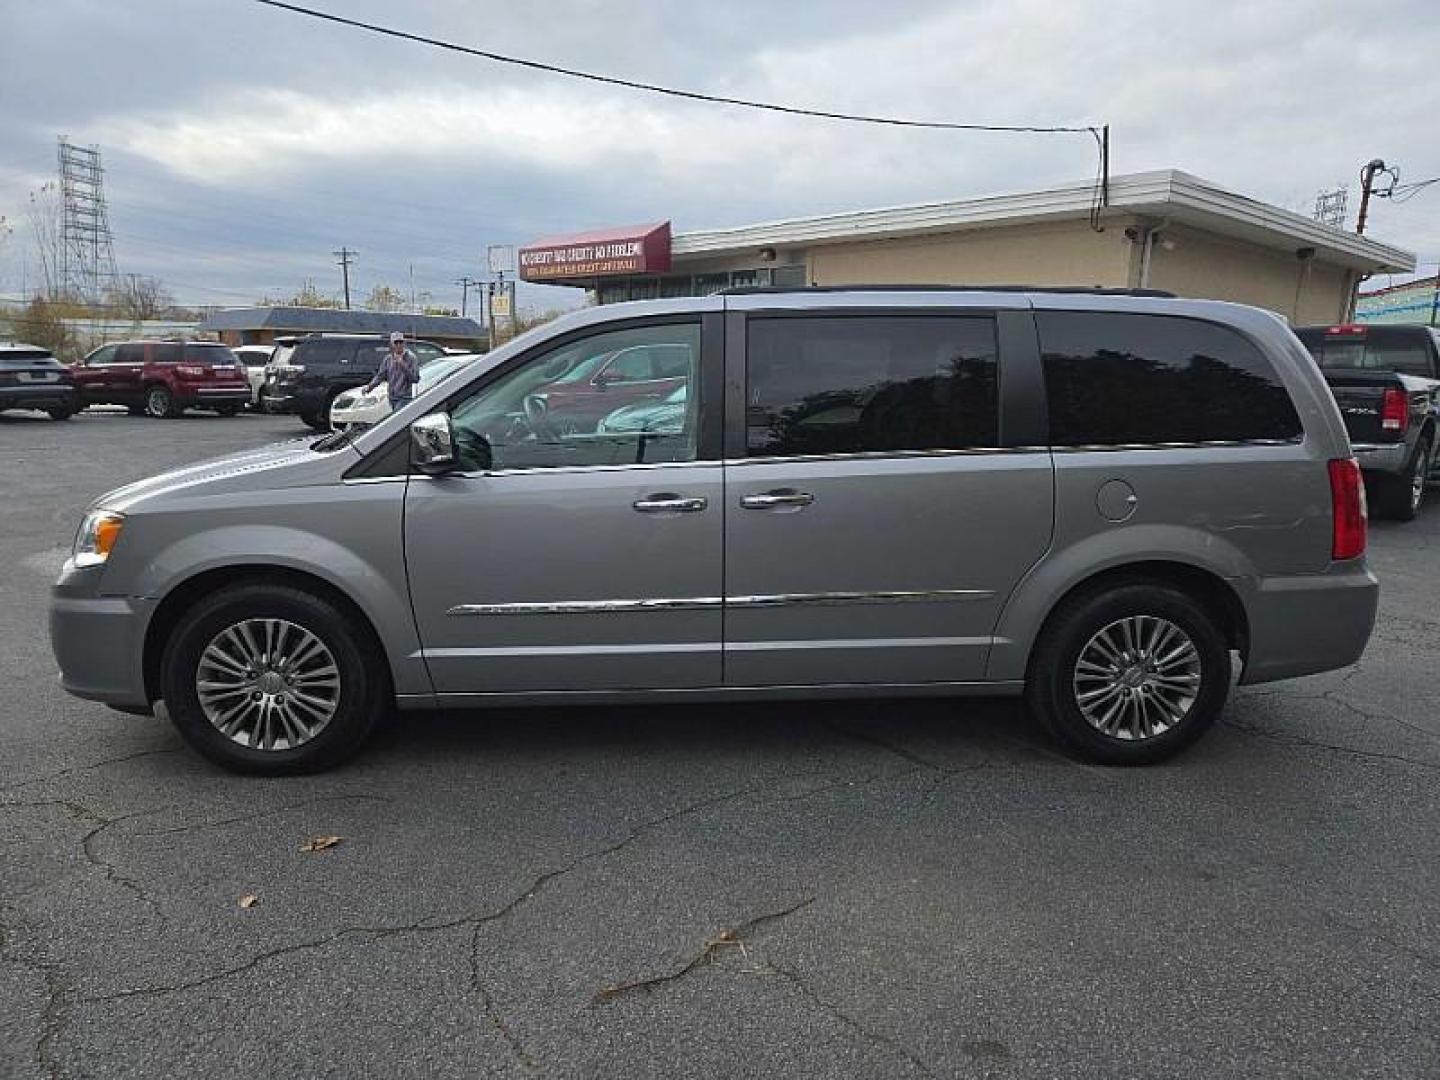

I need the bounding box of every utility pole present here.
[1355,159,1390,235]
[455,275,480,318]
[332,247,356,309]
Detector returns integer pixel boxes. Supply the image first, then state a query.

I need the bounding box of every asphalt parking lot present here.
[2,408,1437,1079]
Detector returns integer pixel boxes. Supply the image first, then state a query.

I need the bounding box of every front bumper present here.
[1238,565,1379,685]
[50,563,154,711]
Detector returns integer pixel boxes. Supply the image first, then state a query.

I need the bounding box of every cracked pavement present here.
[2,410,1438,1078]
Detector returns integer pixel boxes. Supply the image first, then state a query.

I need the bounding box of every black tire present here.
[214,403,240,417]
[1369,438,1431,522]
[300,409,329,431]
[47,406,74,420]
[1025,582,1231,766]
[144,384,179,419]
[160,583,390,775]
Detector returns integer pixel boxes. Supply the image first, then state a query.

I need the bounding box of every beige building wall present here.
[804,219,1138,289]
[1145,224,1351,324]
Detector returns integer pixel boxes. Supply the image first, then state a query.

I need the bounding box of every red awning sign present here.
[519,222,672,281]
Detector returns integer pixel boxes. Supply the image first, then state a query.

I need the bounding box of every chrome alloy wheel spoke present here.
[195,618,341,751]
[1072,615,1201,742]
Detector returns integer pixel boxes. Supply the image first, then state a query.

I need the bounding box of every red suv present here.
[73,341,252,418]
[536,342,691,434]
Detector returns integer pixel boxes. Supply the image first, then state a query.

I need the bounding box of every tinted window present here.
[450,322,701,470]
[1296,327,1436,378]
[152,343,182,365]
[298,340,356,366]
[114,344,143,364]
[184,344,238,364]
[746,316,999,457]
[1039,312,1302,446]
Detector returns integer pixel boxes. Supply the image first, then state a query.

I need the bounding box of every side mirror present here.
[410,411,458,474]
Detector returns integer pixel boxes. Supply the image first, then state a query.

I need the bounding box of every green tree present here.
[260,279,344,308]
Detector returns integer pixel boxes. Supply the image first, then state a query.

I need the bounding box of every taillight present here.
[1380,388,1409,434]
[1328,458,1367,561]
[175,363,208,378]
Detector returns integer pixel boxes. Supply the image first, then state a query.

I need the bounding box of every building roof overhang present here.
[669,170,1415,275]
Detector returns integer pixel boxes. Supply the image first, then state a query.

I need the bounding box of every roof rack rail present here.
[719,284,1177,298]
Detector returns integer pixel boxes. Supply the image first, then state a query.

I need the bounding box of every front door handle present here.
[633,493,708,513]
[740,490,815,510]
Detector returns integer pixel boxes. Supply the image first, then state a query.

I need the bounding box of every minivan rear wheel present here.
[160,583,389,774]
[1025,583,1230,765]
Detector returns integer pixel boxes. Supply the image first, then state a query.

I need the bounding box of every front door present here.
[723,310,1053,687]
[405,315,724,695]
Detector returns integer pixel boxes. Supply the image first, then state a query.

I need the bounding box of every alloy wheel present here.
[146,388,171,417]
[195,618,341,751]
[1072,615,1201,741]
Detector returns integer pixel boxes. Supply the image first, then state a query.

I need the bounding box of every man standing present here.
[367,331,421,411]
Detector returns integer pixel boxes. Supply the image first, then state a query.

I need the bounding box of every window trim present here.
[732,308,1009,462]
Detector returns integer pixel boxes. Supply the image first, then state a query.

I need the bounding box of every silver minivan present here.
[50,288,1378,773]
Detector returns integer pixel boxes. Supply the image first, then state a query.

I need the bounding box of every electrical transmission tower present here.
[57,138,120,303]
[1313,186,1349,230]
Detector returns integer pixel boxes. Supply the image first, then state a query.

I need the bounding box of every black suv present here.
[261,334,446,429]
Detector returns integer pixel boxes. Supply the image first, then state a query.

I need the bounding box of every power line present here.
[250,0,1098,137]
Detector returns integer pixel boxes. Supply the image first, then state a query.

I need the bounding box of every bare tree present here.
[259,279,344,309]
[25,182,63,300]
[365,283,406,312]
[107,274,174,320]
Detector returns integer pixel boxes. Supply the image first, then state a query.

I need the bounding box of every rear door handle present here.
[633,494,708,513]
[740,490,815,509]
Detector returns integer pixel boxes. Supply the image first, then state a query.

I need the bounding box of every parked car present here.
[260,334,446,430]
[330,353,483,432]
[527,341,691,435]
[51,288,1377,775]
[230,345,276,408]
[0,342,78,420]
[72,341,252,418]
[1295,323,1440,520]
[595,380,689,435]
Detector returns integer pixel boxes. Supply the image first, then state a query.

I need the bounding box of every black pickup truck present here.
[1296,323,1440,521]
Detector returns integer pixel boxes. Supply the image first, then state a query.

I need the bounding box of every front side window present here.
[448,322,701,471]
[1039,312,1303,446]
[87,345,117,366]
[745,315,999,457]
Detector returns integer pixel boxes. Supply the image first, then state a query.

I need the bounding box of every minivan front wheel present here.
[1025,583,1230,765]
[160,583,389,774]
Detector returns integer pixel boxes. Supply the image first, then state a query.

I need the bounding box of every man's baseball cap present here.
[389,331,404,344]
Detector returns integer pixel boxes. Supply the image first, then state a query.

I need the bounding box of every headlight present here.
[73,509,125,568]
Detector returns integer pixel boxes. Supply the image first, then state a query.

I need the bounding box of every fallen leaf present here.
[299,835,343,853]
[238,893,259,909]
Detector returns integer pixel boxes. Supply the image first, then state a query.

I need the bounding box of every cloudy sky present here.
[2,0,1438,312]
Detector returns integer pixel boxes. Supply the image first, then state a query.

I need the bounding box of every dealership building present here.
[519,170,1414,324]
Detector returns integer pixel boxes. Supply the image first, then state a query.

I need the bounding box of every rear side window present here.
[1038,312,1303,446]
[298,340,356,366]
[1296,328,1436,377]
[151,343,182,365]
[746,315,999,457]
[184,344,237,364]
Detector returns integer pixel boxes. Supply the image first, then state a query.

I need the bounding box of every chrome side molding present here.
[446,588,994,617]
